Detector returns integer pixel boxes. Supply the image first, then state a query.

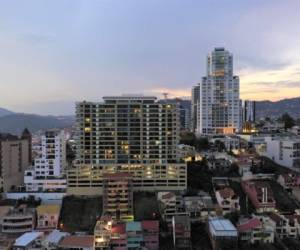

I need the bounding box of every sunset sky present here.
[1,0,300,115]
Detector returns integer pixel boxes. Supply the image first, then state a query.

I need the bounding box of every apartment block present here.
[265,136,300,169]
[67,96,187,195]
[2,205,35,234]
[36,204,61,231]
[102,173,133,222]
[0,130,32,192]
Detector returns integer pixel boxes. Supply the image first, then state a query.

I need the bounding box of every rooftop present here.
[209,217,238,237]
[59,235,94,248]
[45,230,69,244]
[237,218,261,232]
[14,232,44,247]
[36,204,61,215]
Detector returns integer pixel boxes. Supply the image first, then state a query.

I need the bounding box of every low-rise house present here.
[2,205,36,234]
[269,213,300,239]
[172,215,191,250]
[13,232,44,250]
[210,135,241,151]
[183,193,216,222]
[158,192,186,223]
[59,235,94,250]
[237,217,274,244]
[277,173,300,190]
[177,144,196,162]
[42,230,69,250]
[215,187,240,215]
[36,204,61,231]
[208,217,238,250]
[242,181,276,213]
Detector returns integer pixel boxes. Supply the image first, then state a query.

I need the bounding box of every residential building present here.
[102,173,133,222]
[210,135,240,151]
[264,136,300,169]
[277,173,300,190]
[198,47,241,135]
[215,187,240,215]
[13,232,44,250]
[2,205,36,234]
[94,217,159,250]
[237,217,274,244]
[67,95,187,195]
[191,84,200,133]
[208,217,238,250]
[242,181,276,213]
[24,129,67,192]
[94,215,113,250]
[183,193,216,222]
[242,100,256,123]
[0,130,32,192]
[269,212,300,239]
[172,215,191,250]
[141,220,159,250]
[59,235,94,250]
[42,230,69,250]
[157,192,180,223]
[159,98,191,131]
[36,204,61,231]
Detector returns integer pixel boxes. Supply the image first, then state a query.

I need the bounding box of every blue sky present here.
[1,0,300,115]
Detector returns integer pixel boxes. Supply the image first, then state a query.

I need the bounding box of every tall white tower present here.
[198,48,241,135]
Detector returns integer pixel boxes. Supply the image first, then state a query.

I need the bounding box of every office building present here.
[198,48,241,135]
[0,130,32,192]
[67,95,187,195]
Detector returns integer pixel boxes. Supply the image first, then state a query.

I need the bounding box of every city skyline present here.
[1,1,300,115]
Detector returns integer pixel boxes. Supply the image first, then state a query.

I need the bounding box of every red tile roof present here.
[141,220,159,231]
[237,218,261,232]
[59,235,94,248]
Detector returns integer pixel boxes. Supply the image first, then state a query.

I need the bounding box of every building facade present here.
[102,173,133,222]
[265,136,300,169]
[191,84,200,133]
[0,130,32,192]
[67,96,187,195]
[24,129,67,192]
[198,48,241,135]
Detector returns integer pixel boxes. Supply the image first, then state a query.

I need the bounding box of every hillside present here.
[0,108,14,117]
[256,97,300,119]
[0,113,74,134]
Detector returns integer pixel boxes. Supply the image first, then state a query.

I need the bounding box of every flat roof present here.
[14,232,44,247]
[45,230,69,244]
[209,217,238,237]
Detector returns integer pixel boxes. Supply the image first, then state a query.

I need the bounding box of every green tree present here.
[280,112,295,130]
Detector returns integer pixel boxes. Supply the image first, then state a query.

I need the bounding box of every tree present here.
[280,112,295,130]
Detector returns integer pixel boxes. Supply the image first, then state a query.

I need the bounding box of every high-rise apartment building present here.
[0,130,32,192]
[191,85,200,132]
[67,95,187,195]
[198,48,241,135]
[242,100,256,123]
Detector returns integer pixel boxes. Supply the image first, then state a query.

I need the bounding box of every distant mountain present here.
[0,108,14,117]
[0,113,74,134]
[256,97,300,119]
